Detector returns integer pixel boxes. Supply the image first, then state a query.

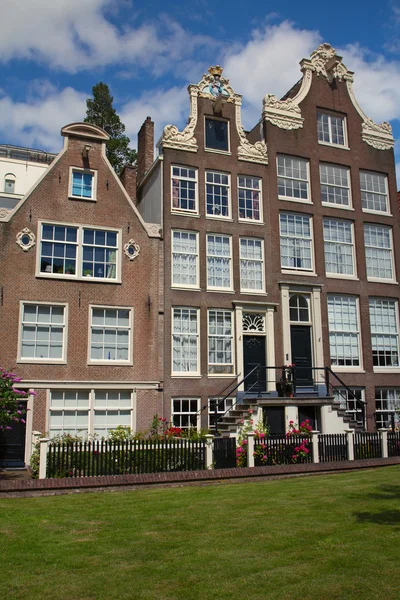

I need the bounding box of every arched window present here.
[4,173,16,194]
[289,294,309,322]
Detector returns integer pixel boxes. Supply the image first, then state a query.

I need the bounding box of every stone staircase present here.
[331,400,364,432]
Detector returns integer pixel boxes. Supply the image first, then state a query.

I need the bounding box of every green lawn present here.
[1,467,400,600]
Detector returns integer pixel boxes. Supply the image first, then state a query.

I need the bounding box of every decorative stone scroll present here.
[161,66,268,163]
[262,42,394,150]
[123,239,140,261]
[16,227,35,251]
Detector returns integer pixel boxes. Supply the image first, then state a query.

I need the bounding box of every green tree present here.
[84,82,137,174]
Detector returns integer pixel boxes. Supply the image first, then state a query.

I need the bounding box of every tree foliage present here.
[0,368,28,430]
[84,82,137,174]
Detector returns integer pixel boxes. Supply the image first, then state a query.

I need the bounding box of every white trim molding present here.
[262,43,394,151]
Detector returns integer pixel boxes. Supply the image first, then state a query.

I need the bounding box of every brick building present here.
[0,122,162,466]
[137,43,400,435]
[1,43,399,467]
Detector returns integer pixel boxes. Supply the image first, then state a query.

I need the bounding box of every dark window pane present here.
[205,119,229,151]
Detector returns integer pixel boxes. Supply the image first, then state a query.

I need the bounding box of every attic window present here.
[4,174,16,194]
[69,168,97,201]
[205,118,229,153]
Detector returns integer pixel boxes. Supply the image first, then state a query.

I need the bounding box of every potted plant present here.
[83,269,92,277]
[65,264,75,274]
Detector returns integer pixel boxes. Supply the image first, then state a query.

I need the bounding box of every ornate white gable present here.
[263,43,394,151]
[161,67,268,164]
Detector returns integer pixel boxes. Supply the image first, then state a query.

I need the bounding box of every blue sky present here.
[1,0,400,182]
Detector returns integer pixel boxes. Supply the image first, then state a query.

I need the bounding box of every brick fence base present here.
[1,457,399,497]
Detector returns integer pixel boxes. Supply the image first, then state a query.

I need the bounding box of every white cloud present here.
[0,0,216,74]
[0,86,86,150]
[121,86,189,147]
[222,21,321,127]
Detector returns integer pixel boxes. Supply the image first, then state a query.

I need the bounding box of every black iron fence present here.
[47,439,206,478]
[387,432,400,457]
[254,434,313,466]
[214,437,237,469]
[354,433,381,459]
[318,434,347,462]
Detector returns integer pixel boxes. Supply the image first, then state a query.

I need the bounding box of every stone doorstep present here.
[0,457,399,497]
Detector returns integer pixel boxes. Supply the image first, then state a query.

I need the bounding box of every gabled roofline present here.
[61,122,110,142]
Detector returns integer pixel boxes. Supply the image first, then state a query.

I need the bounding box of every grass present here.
[1,467,400,600]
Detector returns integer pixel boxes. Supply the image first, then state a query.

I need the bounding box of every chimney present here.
[120,165,137,204]
[137,116,154,184]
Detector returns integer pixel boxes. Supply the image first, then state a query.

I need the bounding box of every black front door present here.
[263,407,285,434]
[290,325,313,385]
[0,404,26,467]
[298,405,318,430]
[243,335,266,391]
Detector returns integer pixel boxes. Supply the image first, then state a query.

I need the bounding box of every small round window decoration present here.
[123,239,140,261]
[16,228,35,252]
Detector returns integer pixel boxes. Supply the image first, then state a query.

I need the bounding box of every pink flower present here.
[289,420,294,424]
[242,440,248,445]
[294,447,300,452]
[250,419,254,425]
[304,448,309,453]
[248,409,253,415]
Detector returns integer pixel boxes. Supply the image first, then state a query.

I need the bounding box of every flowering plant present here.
[0,367,30,431]
[236,409,270,467]
[286,419,313,462]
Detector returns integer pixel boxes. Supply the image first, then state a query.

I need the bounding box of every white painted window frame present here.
[320,163,352,209]
[69,166,97,201]
[18,300,68,364]
[239,237,265,293]
[171,165,198,215]
[171,307,200,377]
[238,175,263,222]
[277,155,311,204]
[205,170,231,220]
[207,309,235,376]
[171,397,200,431]
[327,294,363,372]
[360,170,390,216]
[171,229,200,290]
[323,218,357,279]
[88,305,133,366]
[317,111,349,149]
[364,223,396,283]
[206,233,233,291]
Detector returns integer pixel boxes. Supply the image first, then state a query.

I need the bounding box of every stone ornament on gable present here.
[123,239,140,261]
[0,208,9,220]
[16,227,36,251]
[262,42,394,150]
[161,65,268,163]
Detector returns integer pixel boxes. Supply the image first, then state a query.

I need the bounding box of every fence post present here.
[31,430,41,454]
[205,434,214,469]
[311,431,319,463]
[247,432,255,468]
[378,428,388,458]
[345,429,354,461]
[39,437,50,479]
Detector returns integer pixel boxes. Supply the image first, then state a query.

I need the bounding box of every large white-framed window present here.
[280,213,314,272]
[48,389,134,438]
[171,165,198,214]
[93,390,132,436]
[208,397,234,429]
[238,175,262,221]
[277,155,310,203]
[171,230,199,289]
[323,218,355,277]
[172,307,200,376]
[317,112,347,148]
[49,390,89,436]
[206,171,231,219]
[327,295,361,368]
[19,302,67,363]
[172,398,200,430]
[333,387,364,425]
[360,171,389,214]
[89,306,132,364]
[205,117,230,153]
[364,224,395,282]
[206,234,232,290]
[38,222,120,281]
[239,237,265,292]
[320,164,351,208]
[208,309,234,375]
[375,389,400,429]
[369,298,399,369]
[69,167,96,201]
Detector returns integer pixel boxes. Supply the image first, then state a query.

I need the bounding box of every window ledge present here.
[281,270,317,277]
[240,290,267,295]
[205,215,233,222]
[373,368,400,374]
[206,288,235,294]
[88,361,133,366]
[17,359,67,365]
[279,197,312,205]
[332,368,366,373]
[362,209,392,217]
[321,202,354,211]
[36,274,121,284]
[204,149,231,156]
[238,219,265,226]
[171,374,202,378]
[68,195,96,202]
[318,141,350,150]
[326,274,359,281]
[208,373,236,378]
[171,210,200,218]
[367,278,398,285]
[171,286,201,292]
